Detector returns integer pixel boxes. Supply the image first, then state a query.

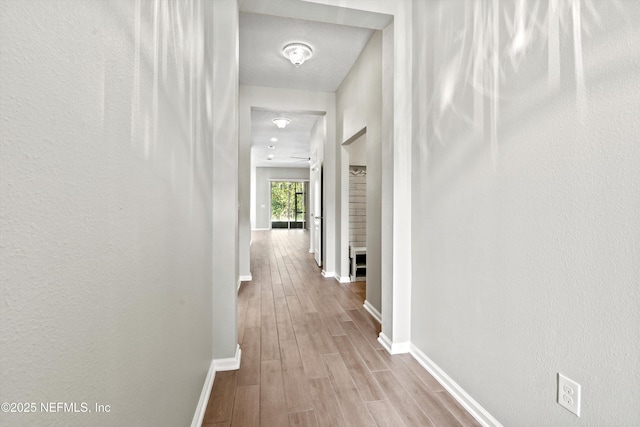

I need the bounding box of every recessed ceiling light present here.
[272,117,291,129]
[282,43,313,67]
[268,145,276,149]
[270,137,278,142]
[267,154,274,160]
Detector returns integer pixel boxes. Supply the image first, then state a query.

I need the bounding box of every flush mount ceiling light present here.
[282,43,313,67]
[267,145,276,149]
[270,137,278,142]
[272,117,291,129]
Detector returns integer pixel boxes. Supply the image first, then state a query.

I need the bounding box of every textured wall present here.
[238,87,252,279]
[336,30,382,310]
[410,1,640,425]
[0,1,219,425]
[211,0,240,361]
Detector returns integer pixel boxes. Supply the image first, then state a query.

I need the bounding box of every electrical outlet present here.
[557,373,581,416]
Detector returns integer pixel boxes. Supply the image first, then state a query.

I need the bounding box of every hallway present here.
[202,230,480,426]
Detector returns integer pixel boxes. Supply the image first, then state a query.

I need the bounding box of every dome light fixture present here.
[282,43,313,67]
[272,117,291,129]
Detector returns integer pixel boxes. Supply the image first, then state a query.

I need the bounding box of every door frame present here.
[310,161,323,267]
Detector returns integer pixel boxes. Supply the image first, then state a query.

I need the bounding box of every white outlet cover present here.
[557,373,581,417]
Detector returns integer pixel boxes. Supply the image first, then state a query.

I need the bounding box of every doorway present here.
[238,2,403,352]
[343,129,367,282]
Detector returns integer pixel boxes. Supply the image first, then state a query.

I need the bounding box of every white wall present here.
[336,31,383,309]
[346,133,367,166]
[410,1,640,425]
[211,0,240,362]
[309,117,325,256]
[0,0,234,425]
[254,167,310,230]
[238,88,252,279]
[250,165,257,229]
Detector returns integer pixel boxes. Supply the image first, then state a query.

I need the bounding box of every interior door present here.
[313,163,322,267]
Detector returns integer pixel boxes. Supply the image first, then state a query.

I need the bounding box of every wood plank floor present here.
[202,230,481,427]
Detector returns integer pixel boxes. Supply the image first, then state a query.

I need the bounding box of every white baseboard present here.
[377,332,410,354]
[363,300,381,324]
[410,344,502,427]
[191,345,242,427]
[252,228,270,231]
[191,360,216,427]
[321,270,335,278]
[239,274,252,282]
[308,249,314,253]
[213,344,242,371]
[335,275,351,283]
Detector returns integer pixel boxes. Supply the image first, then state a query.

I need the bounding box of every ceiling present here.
[239,11,376,168]
[250,109,324,168]
[239,12,375,92]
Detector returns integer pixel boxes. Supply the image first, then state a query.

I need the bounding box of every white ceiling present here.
[240,12,374,92]
[239,10,376,168]
[251,109,323,168]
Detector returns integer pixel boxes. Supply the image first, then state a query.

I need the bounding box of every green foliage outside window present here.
[271,181,305,221]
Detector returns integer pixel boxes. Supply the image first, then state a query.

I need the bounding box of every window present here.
[271,181,306,229]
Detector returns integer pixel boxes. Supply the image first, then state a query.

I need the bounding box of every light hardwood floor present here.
[202,230,481,427]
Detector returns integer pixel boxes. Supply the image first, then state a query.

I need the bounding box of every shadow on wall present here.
[106,0,214,211]
[422,0,628,168]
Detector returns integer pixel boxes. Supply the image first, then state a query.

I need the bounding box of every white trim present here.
[378,332,392,352]
[213,344,242,371]
[321,270,335,278]
[252,228,271,231]
[239,274,252,282]
[363,300,381,324]
[335,275,351,283]
[237,278,242,292]
[267,178,309,183]
[377,332,410,354]
[308,249,314,253]
[410,344,502,427]
[190,360,216,427]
